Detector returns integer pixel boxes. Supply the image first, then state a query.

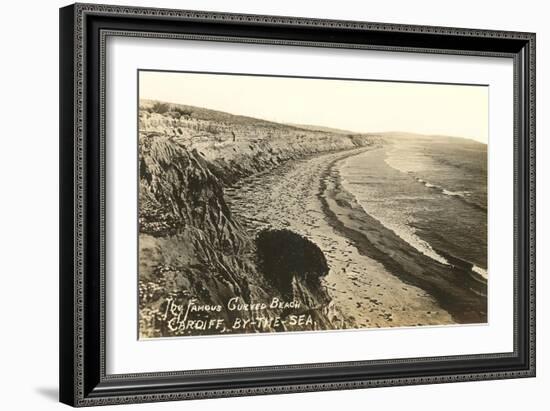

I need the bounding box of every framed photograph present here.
[59,3,535,407]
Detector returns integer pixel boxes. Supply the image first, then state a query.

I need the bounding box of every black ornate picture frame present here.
[59,3,535,407]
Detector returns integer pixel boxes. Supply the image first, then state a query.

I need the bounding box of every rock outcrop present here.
[256,229,329,294]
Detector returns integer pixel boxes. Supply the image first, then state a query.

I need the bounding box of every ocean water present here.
[340,136,487,278]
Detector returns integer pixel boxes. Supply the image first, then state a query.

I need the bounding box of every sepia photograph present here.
[137,70,488,338]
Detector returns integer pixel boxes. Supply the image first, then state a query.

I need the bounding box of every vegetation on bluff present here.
[256,229,329,294]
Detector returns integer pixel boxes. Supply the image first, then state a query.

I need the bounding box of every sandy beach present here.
[225,147,456,329]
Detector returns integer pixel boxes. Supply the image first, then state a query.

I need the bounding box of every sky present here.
[139,70,489,144]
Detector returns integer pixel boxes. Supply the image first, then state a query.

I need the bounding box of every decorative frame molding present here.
[60,3,535,407]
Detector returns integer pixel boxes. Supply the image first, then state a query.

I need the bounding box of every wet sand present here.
[225,147,456,329]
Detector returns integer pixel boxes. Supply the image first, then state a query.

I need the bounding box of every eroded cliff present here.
[138,100,373,337]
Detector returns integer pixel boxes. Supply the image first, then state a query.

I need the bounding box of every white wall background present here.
[0,0,546,409]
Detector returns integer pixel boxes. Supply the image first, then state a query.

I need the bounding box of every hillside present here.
[286,123,360,135]
[138,100,376,337]
[139,99,376,184]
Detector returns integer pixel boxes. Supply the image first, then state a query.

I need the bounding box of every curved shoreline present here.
[319,148,487,324]
[226,146,458,328]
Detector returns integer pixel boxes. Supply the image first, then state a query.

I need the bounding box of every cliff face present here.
[139,100,371,184]
[138,100,372,338]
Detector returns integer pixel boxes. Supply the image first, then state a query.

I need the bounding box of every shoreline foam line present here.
[318,149,487,323]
